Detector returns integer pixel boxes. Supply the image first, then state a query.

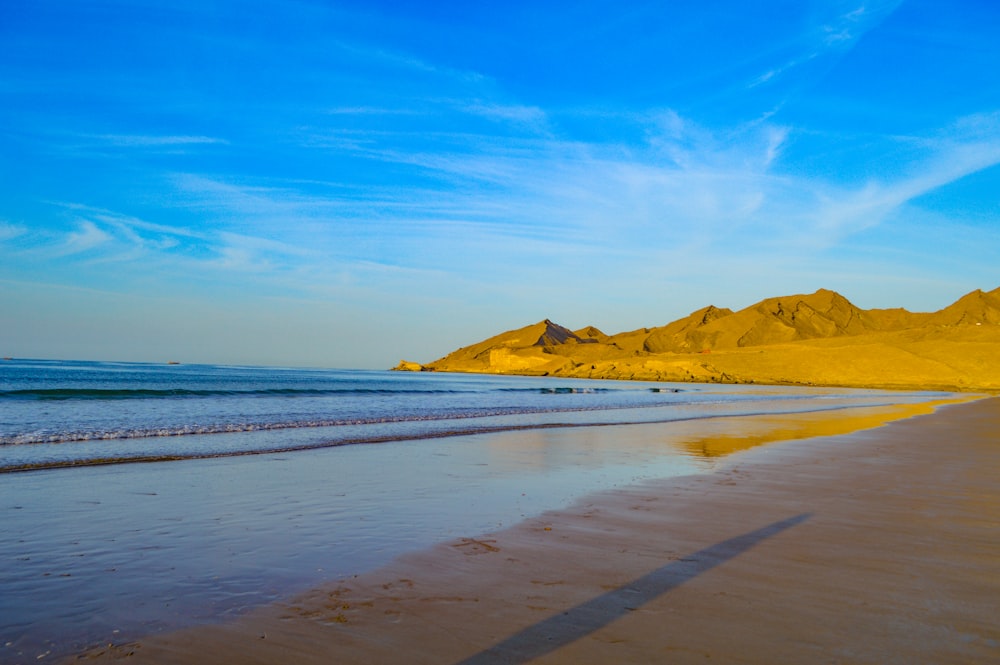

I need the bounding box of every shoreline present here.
[67,396,999,664]
[4,393,955,663]
[394,366,1000,395]
[5,383,949,474]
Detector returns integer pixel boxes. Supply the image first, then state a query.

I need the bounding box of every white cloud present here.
[171,174,346,219]
[0,221,27,242]
[92,212,205,241]
[333,39,486,85]
[746,55,816,89]
[91,134,228,147]
[763,126,790,167]
[463,102,548,128]
[748,1,903,88]
[821,3,898,46]
[207,231,316,273]
[43,205,210,261]
[789,116,1000,243]
[325,106,424,116]
[38,108,995,315]
[322,108,1000,270]
[57,220,112,256]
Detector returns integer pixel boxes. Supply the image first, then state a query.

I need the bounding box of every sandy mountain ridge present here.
[396,287,1000,392]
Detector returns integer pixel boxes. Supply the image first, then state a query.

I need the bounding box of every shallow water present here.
[1,424,704,661]
[0,360,941,471]
[0,361,954,663]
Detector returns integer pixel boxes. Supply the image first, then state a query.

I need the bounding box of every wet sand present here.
[72,397,999,664]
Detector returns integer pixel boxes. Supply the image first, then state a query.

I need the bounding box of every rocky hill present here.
[395,288,1000,392]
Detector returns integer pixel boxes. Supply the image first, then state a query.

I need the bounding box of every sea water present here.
[0,359,951,662]
[0,359,944,471]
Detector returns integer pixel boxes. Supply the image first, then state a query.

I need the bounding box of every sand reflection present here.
[478,399,963,474]
[672,401,952,458]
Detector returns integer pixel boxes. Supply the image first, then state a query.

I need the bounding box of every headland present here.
[397,287,1000,392]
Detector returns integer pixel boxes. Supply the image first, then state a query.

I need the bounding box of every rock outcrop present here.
[393,360,427,372]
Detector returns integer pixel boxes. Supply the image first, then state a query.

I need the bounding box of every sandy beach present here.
[68,396,999,664]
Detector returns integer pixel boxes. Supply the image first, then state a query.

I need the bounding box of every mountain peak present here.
[575,325,608,340]
[929,287,1000,325]
[533,319,583,346]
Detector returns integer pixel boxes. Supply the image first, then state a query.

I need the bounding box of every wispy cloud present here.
[55,204,206,239]
[169,174,347,222]
[59,220,112,256]
[209,231,316,273]
[13,202,335,291]
[463,102,548,129]
[34,104,995,301]
[821,3,901,46]
[763,126,790,167]
[90,134,229,147]
[303,108,1000,271]
[748,1,904,89]
[333,39,486,86]
[805,114,1000,238]
[822,5,865,44]
[20,208,197,266]
[325,106,424,116]
[0,221,27,242]
[747,54,818,89]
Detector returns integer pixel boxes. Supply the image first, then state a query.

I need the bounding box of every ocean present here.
[0,358,945,471]
[0,359,952,662]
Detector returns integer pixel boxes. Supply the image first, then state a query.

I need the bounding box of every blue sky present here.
[1,0,998,368]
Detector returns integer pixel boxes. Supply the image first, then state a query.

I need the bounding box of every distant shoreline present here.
[394,364,998,394]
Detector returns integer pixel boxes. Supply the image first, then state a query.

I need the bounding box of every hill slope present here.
[396,288,1000,391]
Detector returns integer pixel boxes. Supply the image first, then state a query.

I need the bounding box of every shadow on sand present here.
[453,513,812,665]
